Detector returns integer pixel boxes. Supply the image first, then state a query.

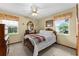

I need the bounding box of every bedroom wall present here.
[0,11,39,44]
[39,7,77,49]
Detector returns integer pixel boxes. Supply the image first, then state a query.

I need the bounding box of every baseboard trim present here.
[56,42,76,50]
[9,41,76,50]
[8,41,22,45]
[56,43,77,56]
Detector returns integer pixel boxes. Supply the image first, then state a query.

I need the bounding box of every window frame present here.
[54,18,70,35]
[2,20,19,35]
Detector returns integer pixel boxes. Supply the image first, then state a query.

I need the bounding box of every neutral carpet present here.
[7,42,76,56]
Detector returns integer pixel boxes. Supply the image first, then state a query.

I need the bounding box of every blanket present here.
[29,34,45,43]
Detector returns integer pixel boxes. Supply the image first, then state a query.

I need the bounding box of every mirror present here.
[27,21,34,31]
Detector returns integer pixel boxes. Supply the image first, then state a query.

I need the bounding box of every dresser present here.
[0,24,7,56]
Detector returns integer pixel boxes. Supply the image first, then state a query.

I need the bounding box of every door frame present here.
[76,3,79,56]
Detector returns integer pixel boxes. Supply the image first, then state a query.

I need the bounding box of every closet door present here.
[0,24,6,56]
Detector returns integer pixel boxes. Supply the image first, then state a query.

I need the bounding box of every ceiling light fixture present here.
[32,12,38,16]
[31,5,38,16]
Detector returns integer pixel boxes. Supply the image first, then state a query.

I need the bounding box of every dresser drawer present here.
[0,40,7,56]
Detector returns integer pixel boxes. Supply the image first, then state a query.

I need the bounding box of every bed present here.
[24,28,57,56]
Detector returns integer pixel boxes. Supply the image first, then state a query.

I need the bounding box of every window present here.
[2,20,18,34]
[55,19,69,34]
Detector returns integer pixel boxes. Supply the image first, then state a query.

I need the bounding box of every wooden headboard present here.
[45,28,57,40]
[46,28,56,34]
[45,28,53,31]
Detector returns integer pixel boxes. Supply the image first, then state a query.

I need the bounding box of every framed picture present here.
[46,20,53,27]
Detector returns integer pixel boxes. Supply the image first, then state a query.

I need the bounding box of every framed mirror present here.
[27,21,34,31]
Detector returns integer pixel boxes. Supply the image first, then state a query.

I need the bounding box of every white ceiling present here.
[0,3,76,19]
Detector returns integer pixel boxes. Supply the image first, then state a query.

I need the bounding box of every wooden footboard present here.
[24,38,34,53]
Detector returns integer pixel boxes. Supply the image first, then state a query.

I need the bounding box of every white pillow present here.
[39,30,53,36]
[39,30,56,39]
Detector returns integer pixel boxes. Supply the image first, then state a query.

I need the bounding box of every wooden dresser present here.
[0,24,7,56]
[24,30,36,35]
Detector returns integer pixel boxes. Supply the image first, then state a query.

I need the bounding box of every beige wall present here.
[39,7,77,48]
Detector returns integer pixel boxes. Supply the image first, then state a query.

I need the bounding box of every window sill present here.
[9,33,19,36]
[57,33,70,36]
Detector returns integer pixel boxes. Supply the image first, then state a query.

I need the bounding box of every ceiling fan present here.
[31,5,38,16]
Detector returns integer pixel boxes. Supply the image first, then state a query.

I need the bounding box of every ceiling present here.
[0,3,76,19]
